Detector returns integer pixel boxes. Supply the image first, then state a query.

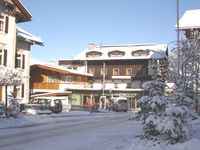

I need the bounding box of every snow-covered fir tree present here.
[137,76,168,141]
[135,33,199,143]
[162,87,194,144]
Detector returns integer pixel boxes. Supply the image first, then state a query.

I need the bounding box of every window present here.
[61,75,66,82]
[61,75,72,83]
[89,68,95,75]
[77,77,81,83]
[159,59,166,65]
[0,14,4,32]
[113,68,119,76]
[137,67,147,75]
[0,49,7,66]
[127,83,131,88]
[73,67,77,70]
[15,53,25,69]
[114,83,118,88]
[86,51,102,58]
[48,75,58,83]
[0,14,8,33]
[126,68,132,76]
[132,50,148,56]
[66,76,72,83]
[108,50,125,57]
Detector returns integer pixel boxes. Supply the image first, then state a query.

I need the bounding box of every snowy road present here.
[0,112,141,150]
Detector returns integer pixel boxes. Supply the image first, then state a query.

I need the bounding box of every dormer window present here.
[132,50,148,56]
[86,51,102,58]
[108,50,125,57]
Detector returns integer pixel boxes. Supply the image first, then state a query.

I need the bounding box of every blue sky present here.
[19,0,200,63]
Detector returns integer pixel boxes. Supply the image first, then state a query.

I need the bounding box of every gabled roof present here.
[175,9,200,30]
[31,64,69,75]
[70,43,167,61]
[3,0,32,22]
[31,64,94,77]
[17,26,44,46]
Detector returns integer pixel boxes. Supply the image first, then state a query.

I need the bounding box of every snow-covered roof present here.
[175,9,200,30]
[70,43,167,61]
[17,26,44,46]
[30,58,45,65]
[31,64,93,77]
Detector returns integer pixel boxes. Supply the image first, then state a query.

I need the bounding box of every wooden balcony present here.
[32,83,59,90]
[131,74,152,80]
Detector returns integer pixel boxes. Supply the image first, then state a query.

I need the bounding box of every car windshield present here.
[54,99,62,105]
[31,99,50,104]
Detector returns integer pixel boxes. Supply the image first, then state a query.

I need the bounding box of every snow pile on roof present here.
[17,26,44,45]
[176,9,200,30]
[32,63,93,77]
[72,43,167,60]
[30,58,45,65]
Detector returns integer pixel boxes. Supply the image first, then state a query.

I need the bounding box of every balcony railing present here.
[132,74,151,78]
[32,83,59,90]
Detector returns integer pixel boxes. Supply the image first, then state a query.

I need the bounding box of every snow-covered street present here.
[1,111,200,150]
[0,111,140,150]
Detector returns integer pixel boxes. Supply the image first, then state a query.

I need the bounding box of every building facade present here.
[176,9,200,112]
[59,43,168,110]
[0,0,43,104]
[30,64,94,107]
[16,27,43,103]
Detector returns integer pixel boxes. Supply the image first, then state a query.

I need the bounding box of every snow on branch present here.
[0,66,22,86]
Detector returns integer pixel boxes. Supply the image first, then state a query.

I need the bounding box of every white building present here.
[59,43,168,109]
[0,0,43,104]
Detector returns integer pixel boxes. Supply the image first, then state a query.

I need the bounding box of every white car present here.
[111,97,128,112]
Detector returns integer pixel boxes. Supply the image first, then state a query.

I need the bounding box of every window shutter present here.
[5,16,9,34]
[21,84,24,98]
[22,54,25,69]
[15,53,18,68]
[3,49,7,66]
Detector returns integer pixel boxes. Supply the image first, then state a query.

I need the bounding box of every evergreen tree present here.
[138,77,168,140]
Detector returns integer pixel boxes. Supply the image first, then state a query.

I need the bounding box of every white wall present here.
[16,40,31,103]
[0,6,17,102]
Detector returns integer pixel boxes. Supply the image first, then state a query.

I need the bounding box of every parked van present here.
[111,97,128,112]
[22,97,68,115]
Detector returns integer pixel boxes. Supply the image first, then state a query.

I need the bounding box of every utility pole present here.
[176,0,180,75]
[102,62,106,96]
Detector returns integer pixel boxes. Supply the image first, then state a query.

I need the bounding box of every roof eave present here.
[31,64,69,75]
[18,36,44,46]
[12,0,32,23]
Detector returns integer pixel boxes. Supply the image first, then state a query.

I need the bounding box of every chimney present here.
[88,43,95,50]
